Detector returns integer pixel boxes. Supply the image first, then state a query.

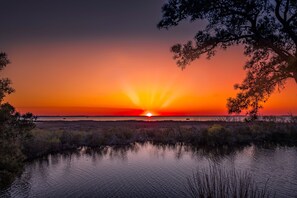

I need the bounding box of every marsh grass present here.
[185,165,272,198]
[23,121,297,160]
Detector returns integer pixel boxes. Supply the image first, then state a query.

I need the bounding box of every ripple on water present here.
[1,143,297,198]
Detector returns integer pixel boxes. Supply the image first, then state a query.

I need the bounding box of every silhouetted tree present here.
[158,0,297,119]
[0,52,35,187]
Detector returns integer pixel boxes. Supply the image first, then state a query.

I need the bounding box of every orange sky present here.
[3,40,297,116]
[1,1,296,116]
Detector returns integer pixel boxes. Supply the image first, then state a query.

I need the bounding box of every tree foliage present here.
[158,0,297,118]
[0,52,35,187]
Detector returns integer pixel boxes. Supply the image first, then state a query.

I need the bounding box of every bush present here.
[207,124,225,134]
[0,53,35,187]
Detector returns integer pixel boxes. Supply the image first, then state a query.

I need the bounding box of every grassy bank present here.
[22,121,297,159]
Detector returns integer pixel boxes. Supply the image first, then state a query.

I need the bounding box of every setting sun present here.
[146,112,153,117]
[1,1,297,197]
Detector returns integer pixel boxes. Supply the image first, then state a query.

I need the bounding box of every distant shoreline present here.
[34,115,296,123]
[36,115,247,117]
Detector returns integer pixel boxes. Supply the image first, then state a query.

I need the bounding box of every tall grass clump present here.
[185,165,272,198]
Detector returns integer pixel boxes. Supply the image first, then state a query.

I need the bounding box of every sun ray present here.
[121,73,184,115]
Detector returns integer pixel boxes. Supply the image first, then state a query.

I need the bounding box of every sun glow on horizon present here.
[146,112,153,117]
[121,70,184,116]
[4,42,297,116]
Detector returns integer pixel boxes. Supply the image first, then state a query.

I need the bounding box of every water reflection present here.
[1,143,297,198]
[84,144,141,162]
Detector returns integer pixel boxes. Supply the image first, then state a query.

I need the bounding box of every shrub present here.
[0,53,35,187]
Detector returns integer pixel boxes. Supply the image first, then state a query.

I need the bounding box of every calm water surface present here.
[1,143,297,198]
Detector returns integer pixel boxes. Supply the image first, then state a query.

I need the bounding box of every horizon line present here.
[35,114,294,117]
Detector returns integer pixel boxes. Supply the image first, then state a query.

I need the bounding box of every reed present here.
[185,165,272,198]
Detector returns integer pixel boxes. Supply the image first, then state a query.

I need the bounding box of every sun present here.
[146,112,153,117]
[141,111,156,117]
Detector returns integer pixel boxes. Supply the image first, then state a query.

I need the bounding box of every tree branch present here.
[275,0,297,48]
[287,12,297,24]
[275,0,285,23]
[284,0,290,21]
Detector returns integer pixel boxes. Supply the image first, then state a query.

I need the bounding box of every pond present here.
[1,143,297,198]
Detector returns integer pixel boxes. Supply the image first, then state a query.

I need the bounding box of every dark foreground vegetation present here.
[0,53,35,187]
[0,104,35,187]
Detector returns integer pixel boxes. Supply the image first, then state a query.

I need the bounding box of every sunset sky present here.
[1,0,296,116]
